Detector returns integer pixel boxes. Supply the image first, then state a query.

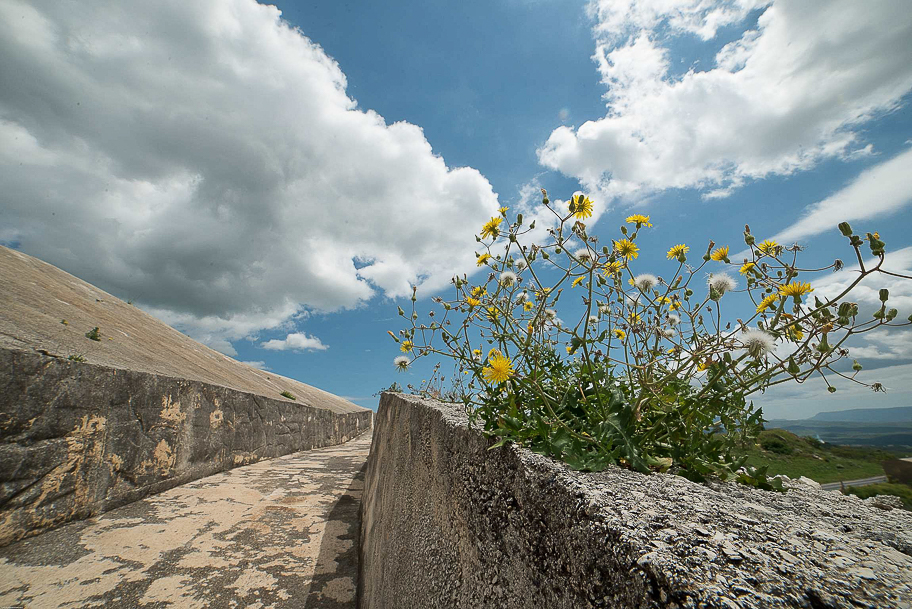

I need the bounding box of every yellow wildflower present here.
[614,239,639,260]
[756,293,779,313]
[400,340,413,353]
[482,354,514,384]
[740,262,756,275]
[710,246,729,262]
[465,297,480,307]
[602,260,622,276]
[668,300,682,311]
[523,301,534,311]
[629,312,641,324]
[477,253,492,267]
[757,239,779,255]
[626,214,652,227]
[666,244,688,259]
[569,194,593,220]
[471,286,487,298]
[486,306,500,321]
[697,361,708,372]
[786,325,804,341]
[499,206,509,216]
[612,328,626,340]
[572,276,585,288]
[779,282,814,299]
[480,217,502,239]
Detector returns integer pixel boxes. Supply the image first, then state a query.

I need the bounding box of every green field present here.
[744,429,906,484]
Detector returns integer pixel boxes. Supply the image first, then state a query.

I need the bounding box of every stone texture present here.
[0,245,360,414]
[0,245,372,546]
[361,393,912,609]
[0,348,372,547]
[0,431,371,608]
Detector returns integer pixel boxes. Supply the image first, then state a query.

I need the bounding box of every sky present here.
[1,0,911,418]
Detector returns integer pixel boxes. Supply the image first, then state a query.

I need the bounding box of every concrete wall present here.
[0,348,372,547]
[361,393,912,609]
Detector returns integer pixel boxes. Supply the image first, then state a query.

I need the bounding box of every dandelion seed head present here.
[499,271,518,287]
[708,273,737,294]
[634,273,658,291]
[741,329,775,357]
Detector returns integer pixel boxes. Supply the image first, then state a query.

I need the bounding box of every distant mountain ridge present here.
[808,406,912,424]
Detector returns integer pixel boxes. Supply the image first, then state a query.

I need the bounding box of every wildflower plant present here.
[391,193,912,489]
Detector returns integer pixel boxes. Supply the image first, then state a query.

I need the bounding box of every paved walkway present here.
[0,431,372,609]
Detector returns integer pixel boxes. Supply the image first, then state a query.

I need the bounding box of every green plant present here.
[280,390,296,400]
[844,483,912,510]
[85,327,101,341]
[67,354,86,362]
[391,191,911,488]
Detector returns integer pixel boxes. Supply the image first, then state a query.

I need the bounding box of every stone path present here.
[0,430,372,609]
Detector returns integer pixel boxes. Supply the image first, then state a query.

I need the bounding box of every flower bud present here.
[827,386,837,393]
[838,222,853,237]
[887,308,898,321]
[879,289,889,302]
[516,213,523,225]
[852,360,863,371]
[620,226,628,235]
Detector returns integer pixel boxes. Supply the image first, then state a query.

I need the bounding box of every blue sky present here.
[2,0,911,418]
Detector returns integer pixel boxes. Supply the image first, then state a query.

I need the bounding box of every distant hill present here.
[808,406,912,423]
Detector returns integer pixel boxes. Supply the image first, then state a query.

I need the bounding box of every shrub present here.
[280,390,296,400]
[761,436,792,455]
[391,191,911,488]
[85,327,101,341]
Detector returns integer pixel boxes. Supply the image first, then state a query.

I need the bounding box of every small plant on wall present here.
[280,390,296,400]
[390,190,912,489]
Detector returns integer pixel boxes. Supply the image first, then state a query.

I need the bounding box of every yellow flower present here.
[739,262,756,275]
[566,345,573,354]
[569,194,593,220]
[612,328,626,340]
[400,340,413,352]
[499,206,509,216]
[786,325,804,341]
[472,349,482,358]
[666,244,688,259]
[477,253,492,267]
[779,282,814,299]
[756,293,779,313]
[626,214,652,227]
[697,361,708,372]
[757,239,779,255]
[629,312,641,324]
[614,239,639,260]
[710,246,729,262]
[471,286,487,298]
[523,301,534,311]
[668,300,682,311]
[602,260,622,276]
[483,354,514,384]
[572,276,585,288]
[465,297,480,307]
[480,217,502,239]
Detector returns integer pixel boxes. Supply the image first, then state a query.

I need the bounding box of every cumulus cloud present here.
[0,0,498,352]
[261,332,329,352]
[539,0,912,201]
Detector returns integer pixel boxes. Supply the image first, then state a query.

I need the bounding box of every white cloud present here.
[261,332,329,352]
[771,150,912,244]
[0,0,498,350]
[539,0,912,201]
[240,360,270,371]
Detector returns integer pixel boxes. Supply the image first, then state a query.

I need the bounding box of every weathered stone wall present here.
[360,393,912,609]
[0,348,372,547]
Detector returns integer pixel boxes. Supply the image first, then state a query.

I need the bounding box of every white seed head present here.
[515,291,528,304]
[666,313,681,326]
[588,315,599,325]
[515,259,528,271]
[708,273,737,294]
[544,308,557,320]
[574,247,593,262]
[394,356,411,370]
[499,271,518,287]
[740,329,775,357]
[634,273,658,291]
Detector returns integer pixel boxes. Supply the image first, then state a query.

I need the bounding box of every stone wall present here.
[0,348,372,547]
[360,393,912,609]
